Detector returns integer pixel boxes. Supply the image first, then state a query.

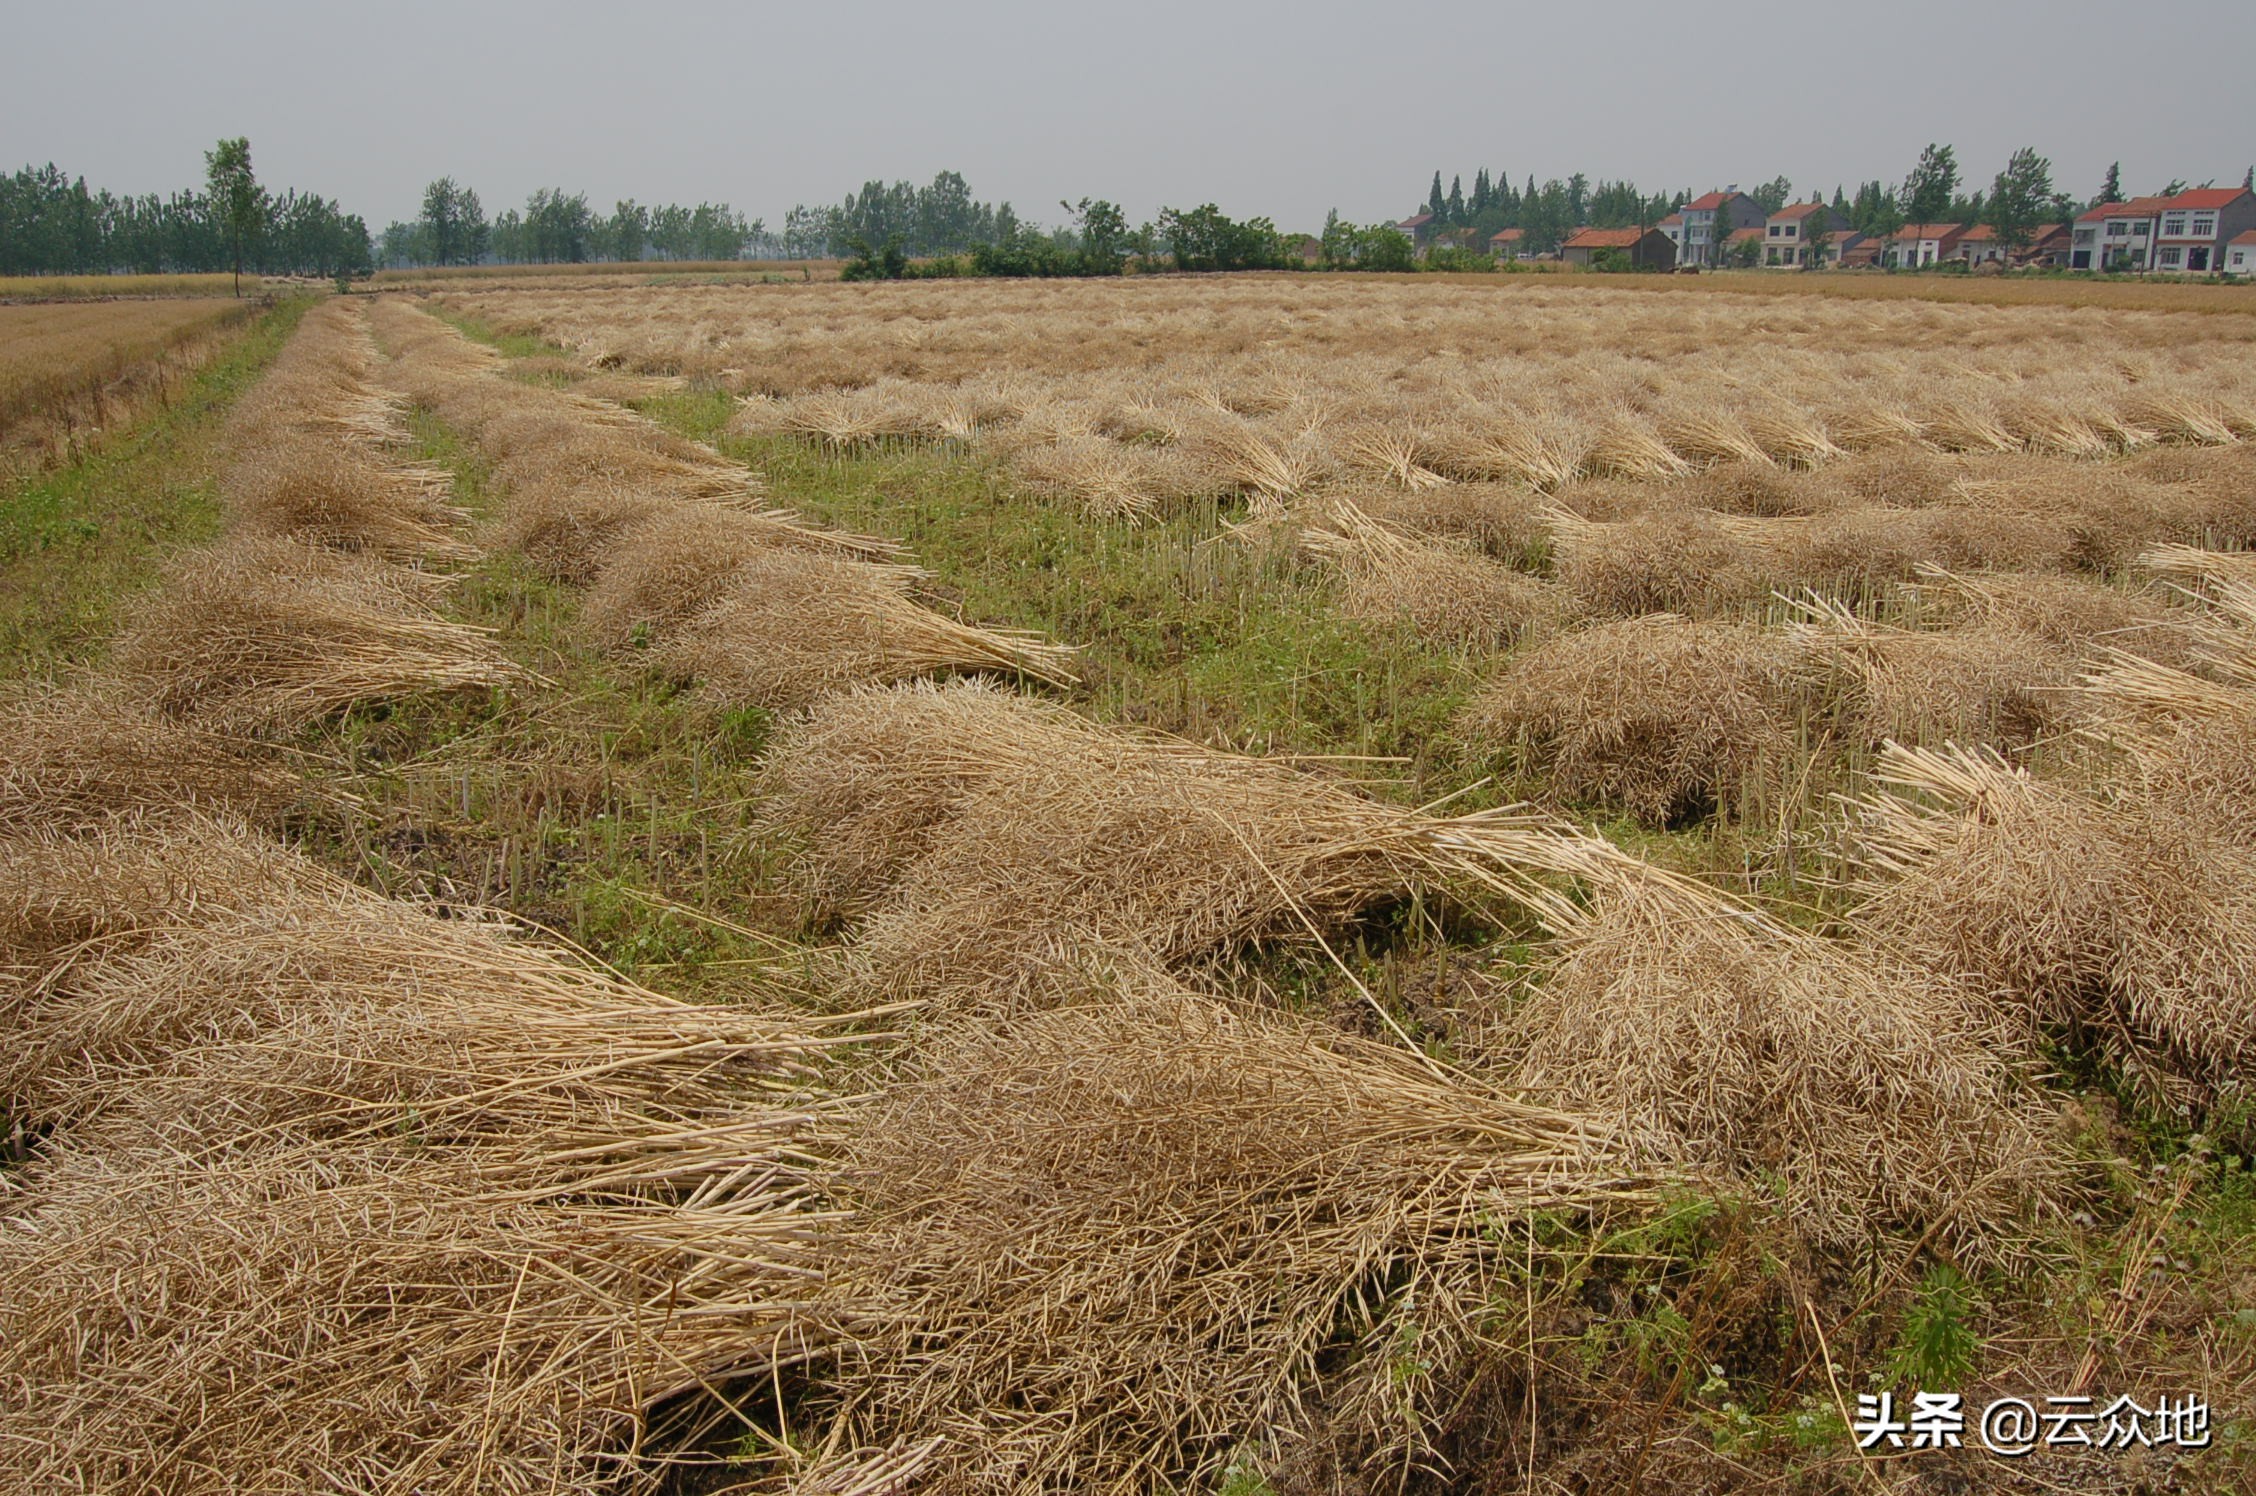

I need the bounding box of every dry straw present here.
[1299,498,1560,648]
[0,685,300,833]
[1466,824,2061,1250]
[111,535,523,731]
[1458,614,1819,825]
[765,681,1551,1004]
[807,984,1638,1493]
[657,549,1078,706]
[0,815,867,1495]
[1851,743,2256,1105]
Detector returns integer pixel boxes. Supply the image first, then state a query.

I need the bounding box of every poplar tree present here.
[204,137,260,296]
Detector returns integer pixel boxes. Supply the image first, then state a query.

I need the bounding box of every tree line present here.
[0,145,370,279]
[377,180,763,267]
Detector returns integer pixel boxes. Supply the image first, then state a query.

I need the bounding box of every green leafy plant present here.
[1888,1265,1979,1389]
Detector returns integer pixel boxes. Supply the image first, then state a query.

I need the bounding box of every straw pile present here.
[1491,833,2060,1248]
[222,300,472,562]
[1788,596,2074,752]
[765,681,1521,1003]
[110,535,522,731]
[1545,508,1763,617]
[0,685,299,833]
[1852,744,2256,1104]
[1459,616,1819,825]
[372,302,1067,703]
[0,814,857,1495]
[1300,498,1561,648]
[807,985,1637,1493]
[657,549,1078,706]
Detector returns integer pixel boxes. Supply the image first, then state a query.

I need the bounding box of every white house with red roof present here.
[2151,189,2256,273]
[2227,230,2256,278]
[1487,226,1532,261]
[2071,189,2256,272]
[1763,201,1850,268]
[1395,213,1438,255]
[1674,189,1767,267]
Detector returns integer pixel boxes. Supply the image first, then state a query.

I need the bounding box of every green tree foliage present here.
[1749,175,1794,215]
[418,178,487,266]
[516,189,594,263]
[778,172,1015,259]
[605,200,649,262]
[0,157,367,278]
[2100,161,2123,204]
[1903,143,1959,224]
[1984,147,2055,255]
[1158,204,1292,272]
[204,137,261,295]
[1318,214,1416,271]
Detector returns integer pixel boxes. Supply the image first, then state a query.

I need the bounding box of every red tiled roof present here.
[1488,227,1526,243]
[2233,229,2256,246]
[1771,201,1830,220]
[1564,227,1652,248]
[1398,213,1435,228]
[1657,212,1684,227]
[1893,223,1965,240]
[2161,187,2247,211]
[1725,227,1765,244]
[1686,190,1737,211]
[2077,197,2172,224]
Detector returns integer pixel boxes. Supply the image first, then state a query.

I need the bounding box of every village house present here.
[1561,226,1675,271]
[2151,188,2256,273]
[1764,201,1851,267]
[1395,213,1438,255]
[2227,230,2256,277]
[1884,223,1967,267]
[2070,198,2165,270]
[1674,189,1767,267]
[1956,222,2072,268]
[2072,189,2256,272]
[1487,226,1532,260]
[1723,225,1765,263]
[1656,211,1684,259]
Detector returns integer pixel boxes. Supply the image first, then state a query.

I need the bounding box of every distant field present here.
[372,258,843,289]
[0,272,258,300]
[0,298,258,473]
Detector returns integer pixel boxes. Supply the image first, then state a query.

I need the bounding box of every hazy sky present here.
[6,0,2250,232]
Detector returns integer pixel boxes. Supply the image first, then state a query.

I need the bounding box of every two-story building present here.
[1764,202,1851,267]
[2151,189,2256,274]
[1674,189,1767,267]
[1395,213,1438,255]
[2071,189,2256,272]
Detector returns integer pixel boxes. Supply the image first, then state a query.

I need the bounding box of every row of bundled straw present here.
[367,297,1076,705]
[0,813,856,1494]
[2,300,520,833]
[1273,446,2255,652]
[0,302,866,1492]
[1847,552,2256,1116]
[754,679,2064,1257]
[1454,561,2212,828]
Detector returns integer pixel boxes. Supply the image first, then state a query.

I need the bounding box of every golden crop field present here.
[4,277,2254,1493]
[0,271,248,299]
[0,296,257,472]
